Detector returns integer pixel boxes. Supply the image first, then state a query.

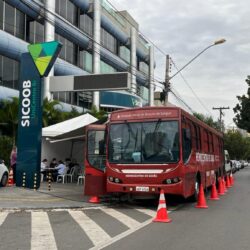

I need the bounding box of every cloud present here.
[110,0,250,126]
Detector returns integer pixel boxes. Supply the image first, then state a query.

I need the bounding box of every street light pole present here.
[164,38,226,105]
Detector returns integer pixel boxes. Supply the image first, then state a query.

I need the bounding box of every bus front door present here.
[84,125,107,196]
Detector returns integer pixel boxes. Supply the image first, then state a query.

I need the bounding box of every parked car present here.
[0,159,9,187]
[224,150,232,174]
[231,160,241,172]
[240,160,248,169]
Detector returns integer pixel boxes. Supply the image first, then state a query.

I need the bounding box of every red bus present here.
[84,107,224,200]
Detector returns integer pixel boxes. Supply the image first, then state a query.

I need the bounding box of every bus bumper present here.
[107,180,184,195]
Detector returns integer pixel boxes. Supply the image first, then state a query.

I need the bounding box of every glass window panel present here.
[13,60,19,90]
[29,21,44,43]
[55,0,59,14]
[15,10,25,39]
[35,22,44,43]
[60,0,67,19]
[83,51,92,72]
[66,40,73,63]
[67,1,77,25]
[100,61,115,74]
[119,46,130,63]
[101,28,117,54]
[109,121,179,164]
[0,0,3,30]
[29,21,35,43]
[139,62,149,75]
[2,56,14,88]
[79,50,83,68]
[4,3,15,35]
[58,92,66,102]
[65,92,71,103]
[80,14,93,37]
[87,130,106,171]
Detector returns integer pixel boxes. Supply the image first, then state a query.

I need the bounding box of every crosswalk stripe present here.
[134,208,156,217]
[0,212,8,226]
[101,208,140,229]
[31,212,57,250]
[69,210,111,246]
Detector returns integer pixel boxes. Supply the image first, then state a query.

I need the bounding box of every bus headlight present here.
[108,176,122,183]
[163,177,180,184]
[114,178,120,183]
[173,177,180,183]
[166,179,172,184]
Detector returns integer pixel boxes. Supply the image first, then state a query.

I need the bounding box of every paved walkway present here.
[0,182,97,210]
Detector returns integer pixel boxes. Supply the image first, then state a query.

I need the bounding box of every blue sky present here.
[110,0,250,127]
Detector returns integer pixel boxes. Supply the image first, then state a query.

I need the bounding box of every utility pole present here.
[212,106,230,132]
[164,54,170,105]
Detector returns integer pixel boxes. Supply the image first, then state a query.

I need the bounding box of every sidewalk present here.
[0,182,100,211]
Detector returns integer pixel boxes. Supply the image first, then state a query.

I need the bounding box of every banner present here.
[16,41,62,189]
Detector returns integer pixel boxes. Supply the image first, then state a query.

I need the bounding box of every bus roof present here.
[109,106,223,138]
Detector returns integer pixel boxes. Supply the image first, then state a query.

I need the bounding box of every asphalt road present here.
[0,167,249,250]
[104,167,250,250]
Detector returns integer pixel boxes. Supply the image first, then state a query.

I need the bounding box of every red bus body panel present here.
[84,125,107,196]
[85,107,224,198]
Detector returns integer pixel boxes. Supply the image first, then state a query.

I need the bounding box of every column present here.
[130,27,137,94]
[92,0,101,111]
[44,0,56,100]
[149,45,154,106]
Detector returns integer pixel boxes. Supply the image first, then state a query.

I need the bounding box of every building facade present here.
[0,0,155,112]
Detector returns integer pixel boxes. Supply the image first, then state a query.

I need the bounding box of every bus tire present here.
[189,177,200,202]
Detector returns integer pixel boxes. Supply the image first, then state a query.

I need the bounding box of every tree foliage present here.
[224,129,250,160]
[193,112,221,131]
[233,75,250,132]
[0,136,13,167]
[89,105,108,122]
[0,97,19,143]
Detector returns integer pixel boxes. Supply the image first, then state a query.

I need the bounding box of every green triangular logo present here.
[28,41,62,77]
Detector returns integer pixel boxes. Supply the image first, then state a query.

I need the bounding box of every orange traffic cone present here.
[7,168,14,186]
[210,182,219,200]
[88,196,100,203]
[153,189,172,223]
[218,178,225,195]
[226,175,232,188]
[195,183,208,208]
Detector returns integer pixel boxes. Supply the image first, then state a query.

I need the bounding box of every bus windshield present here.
[108,121,179,164]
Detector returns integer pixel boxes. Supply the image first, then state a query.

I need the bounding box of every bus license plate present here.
[136,186,149,192]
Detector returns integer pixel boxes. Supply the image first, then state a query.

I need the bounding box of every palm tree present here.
[0,97,19,144]
[42,98,63,127]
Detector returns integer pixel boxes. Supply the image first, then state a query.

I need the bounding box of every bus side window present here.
[182,127,192,163]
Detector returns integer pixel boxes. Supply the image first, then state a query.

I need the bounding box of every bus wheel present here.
[189,178,200,202]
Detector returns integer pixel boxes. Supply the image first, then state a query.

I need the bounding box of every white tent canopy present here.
[42,113,98,140]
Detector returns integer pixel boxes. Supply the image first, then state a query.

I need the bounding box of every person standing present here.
[10,146,17,184]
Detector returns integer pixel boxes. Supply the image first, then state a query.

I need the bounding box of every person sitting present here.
[50,158,57,168]
[65,158,71,173]
[53,160,67,182]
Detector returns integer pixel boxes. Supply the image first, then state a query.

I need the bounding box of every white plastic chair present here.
[56,167,68,184]
[77,175,85,185]
[41,173,44,182]
[65,167,76,183]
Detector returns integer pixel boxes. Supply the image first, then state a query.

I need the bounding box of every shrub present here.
[0,136,14,168]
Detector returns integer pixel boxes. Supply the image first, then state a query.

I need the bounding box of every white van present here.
[224,150,232,174]
[0,159,9,187]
